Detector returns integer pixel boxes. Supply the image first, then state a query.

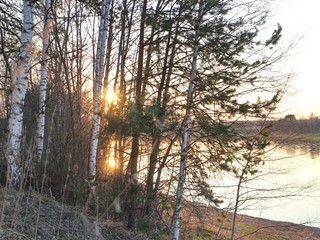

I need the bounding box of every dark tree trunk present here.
[127,0,148,229]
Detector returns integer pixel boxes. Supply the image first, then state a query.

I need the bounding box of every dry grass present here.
[179,202,320,240]
[0,189,148,240]
[0,189,319,240]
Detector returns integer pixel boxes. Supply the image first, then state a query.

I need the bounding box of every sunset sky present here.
[271,0,320,118]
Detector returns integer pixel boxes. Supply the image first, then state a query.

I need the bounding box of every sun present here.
[105,90,117,105]
[109,157,116,168]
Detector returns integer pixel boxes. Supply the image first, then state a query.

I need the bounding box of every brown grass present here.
[179,202,320,240]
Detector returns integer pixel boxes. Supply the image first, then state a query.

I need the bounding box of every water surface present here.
[233,142,320,228]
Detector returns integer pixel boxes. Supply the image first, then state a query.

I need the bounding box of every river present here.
[218,141,320,228]
[135,138,320,228]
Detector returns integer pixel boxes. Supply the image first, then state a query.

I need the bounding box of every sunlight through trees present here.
[0,0,316,239]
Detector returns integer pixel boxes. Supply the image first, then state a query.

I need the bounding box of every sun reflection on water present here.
[108,141,116,168]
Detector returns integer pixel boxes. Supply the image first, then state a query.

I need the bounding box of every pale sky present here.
[271,0,320,118]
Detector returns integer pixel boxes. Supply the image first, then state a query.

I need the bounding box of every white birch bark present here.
[172,43,199,240]
[35,0,51,165]
[172,2,203,239]
[5,0,35,188]
[89,0,111,180]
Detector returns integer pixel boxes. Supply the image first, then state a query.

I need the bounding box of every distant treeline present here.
[233,114,320,136]
[272,114,320,134]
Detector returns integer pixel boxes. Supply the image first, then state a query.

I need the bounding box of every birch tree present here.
[172,1,203,239]
[5,0,35,188]
[89,0,111,185]
[35,0,51,167]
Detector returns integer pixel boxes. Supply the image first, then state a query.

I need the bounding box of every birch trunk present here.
[35,0,51,166]
[89,0,111,182]
[5,0,35,189]
[172,2,203,239]
[172,44,199,240]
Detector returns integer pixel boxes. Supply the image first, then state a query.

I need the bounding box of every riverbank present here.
[180,202,320,239]
[270,132,320,143]
[1,189,319,240]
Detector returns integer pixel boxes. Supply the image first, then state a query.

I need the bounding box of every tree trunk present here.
[145,134,160,215]
[127,133,139,228]
[35,0,51,167]
[5,0,35,189]
[89,0,111,183]
[153,132,179,206]
[231,159,250,240]
[145,25,173,215]
[172,2,202,238]
[231,176,242,240]
[103,0,114,90]
[171,44,198,239]
[127,0,148,229]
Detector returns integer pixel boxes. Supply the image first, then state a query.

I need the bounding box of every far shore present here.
[270,133,320,143]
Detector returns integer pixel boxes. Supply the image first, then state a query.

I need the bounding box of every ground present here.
[0,189,146,240]
[0,189,319,239]
[179,203,320,240]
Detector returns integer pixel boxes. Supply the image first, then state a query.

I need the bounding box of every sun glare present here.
[109,157,116,168]
[105,90,117,105]
[108,141,116,168]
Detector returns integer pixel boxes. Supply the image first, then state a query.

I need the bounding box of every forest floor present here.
[0,189,147,240]
[0,189,319,239]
